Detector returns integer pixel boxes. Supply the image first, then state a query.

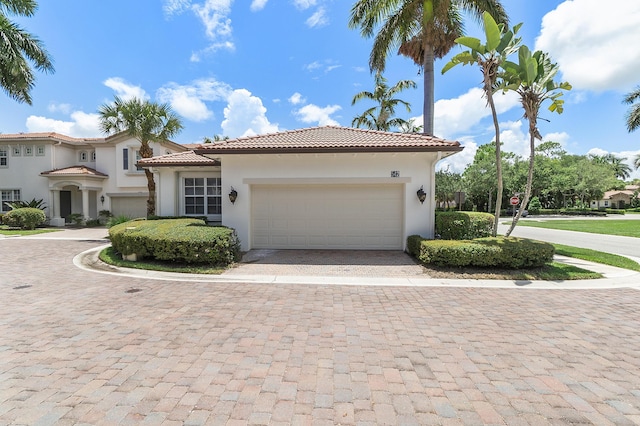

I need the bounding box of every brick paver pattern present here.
[1,239,640,425]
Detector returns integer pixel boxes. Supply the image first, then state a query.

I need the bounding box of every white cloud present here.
[535,0,640,91]
[304,60,341,74]
[103,77,148,101]
[250,0,267,11]
[288,92,306,105]
[163,0,191,15]
[437,137,478,174]
[294,104,341,126]
[431,87,520,138]
[221,89,279,137]
[26,111,101,138]
[293,0,316,10]
[192,0,234,52]
[156,78,232,122]
[306,7,328,28]
[47,103,72,114]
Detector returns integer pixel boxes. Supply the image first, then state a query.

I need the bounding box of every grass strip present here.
[515,219,640,238]
[99,246,226,275]
[0,227,61,236]
[552,243,640,272]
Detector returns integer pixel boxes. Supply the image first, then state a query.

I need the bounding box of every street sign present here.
[510,196,519,206]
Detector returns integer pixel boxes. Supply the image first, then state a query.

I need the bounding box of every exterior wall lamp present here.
[100,195,105,205]
[417,186,426,204]
[229,187,238,204]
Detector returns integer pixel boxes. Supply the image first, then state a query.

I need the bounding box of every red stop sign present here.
[510,196,519,206]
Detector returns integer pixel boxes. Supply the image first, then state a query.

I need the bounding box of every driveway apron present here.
[1,236,640,425]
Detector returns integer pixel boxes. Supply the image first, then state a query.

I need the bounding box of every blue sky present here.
[2,0,639,179]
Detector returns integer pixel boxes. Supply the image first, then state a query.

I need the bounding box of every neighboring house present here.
[0,132,186,225]
[140,126,462,251]
[590,185,639,209]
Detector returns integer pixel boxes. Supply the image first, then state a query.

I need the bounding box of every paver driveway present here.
[1,238,640,425]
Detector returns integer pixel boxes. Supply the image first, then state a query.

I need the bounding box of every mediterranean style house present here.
[590,185,640,209]
[138,126,462,251]
[0,132,186,225]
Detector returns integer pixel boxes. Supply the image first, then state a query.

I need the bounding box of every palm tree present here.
[348,0,508,136]
[99,96,183,216]
[203,134,229,143]
[0,0,54,104]
[623,86,640,133]
[635,153,640,171]
[589,153,632,180]
[502,46,571,237]
[351,72,417,131]
[442,11,521,236]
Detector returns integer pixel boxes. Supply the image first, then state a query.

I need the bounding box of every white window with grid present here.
[0,147,7,167]
[184,177,222,217]
[1,189,21,213]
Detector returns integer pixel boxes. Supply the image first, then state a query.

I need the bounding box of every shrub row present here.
[435,211,494,240]
[1,207,46,230]
[109,218,241,265]
[407,235,554,269]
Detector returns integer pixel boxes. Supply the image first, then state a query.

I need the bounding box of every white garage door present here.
[251,184,403,250]
[110,197,147,219]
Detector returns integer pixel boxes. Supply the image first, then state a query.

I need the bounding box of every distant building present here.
[0,132,186,225]
[590,185,639,209]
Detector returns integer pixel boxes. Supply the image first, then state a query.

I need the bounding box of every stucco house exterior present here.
[590,185,639,209]
[0,132,186,225]
[140,126,462,251]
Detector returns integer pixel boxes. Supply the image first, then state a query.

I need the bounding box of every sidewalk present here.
[7,226,640,290]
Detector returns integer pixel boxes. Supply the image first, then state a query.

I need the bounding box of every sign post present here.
[510,196,519,218]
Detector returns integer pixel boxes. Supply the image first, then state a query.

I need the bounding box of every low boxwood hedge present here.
[435,211,494,240]
[2,207,46,230]
[407,235,554,269]
[109,218,241,265]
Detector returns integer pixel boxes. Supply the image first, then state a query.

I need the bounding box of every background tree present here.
[435,168,462,209]
[501,46,571,236]
[442,11,521,235]
[623,85,640,133]
[99,96,183,216]
[203,134,229,143]
[0,0,54,104]
[349,0,508,136]
[635,153,640,171]
[351,72,417,131]
[589,153,632,181]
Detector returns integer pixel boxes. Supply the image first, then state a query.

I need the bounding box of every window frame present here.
[0,147,7,167]
[12,146,21,156]
[1,189,21,213]
[183,176,222,219]
[36,146,45,156]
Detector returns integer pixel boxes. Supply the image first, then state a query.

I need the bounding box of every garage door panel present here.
[251,184,403,250]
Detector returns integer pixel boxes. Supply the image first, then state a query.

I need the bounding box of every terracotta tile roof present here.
[0,132,102,144]
[40,166,108,177]
[181,143,203,149]
[137,150,220,167]
[194,126,463,154]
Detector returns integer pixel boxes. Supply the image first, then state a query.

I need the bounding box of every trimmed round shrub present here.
[108,218,241,265]
[435,211,494,240]
[3,207,46,230]
[409,235,554,269]
[527,197,542,215]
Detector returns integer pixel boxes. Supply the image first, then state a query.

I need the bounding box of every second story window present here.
[91,151,96,161]
[36,146,45,156]
[0,147,7,167]
[79,151,88,162]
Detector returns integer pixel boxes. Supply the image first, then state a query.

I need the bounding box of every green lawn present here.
[0,227,61,236]
[552,243,640,272]
[516,219,640,238]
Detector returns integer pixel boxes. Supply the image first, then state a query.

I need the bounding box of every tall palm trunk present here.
[505,114,536,237]
[422,45,435,136]
[487,90,503,236]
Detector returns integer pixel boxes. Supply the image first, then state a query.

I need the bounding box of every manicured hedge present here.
[407,235,554,269]
[109,218,241,265]
[2,207,46,230]
[435,211,494,240]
